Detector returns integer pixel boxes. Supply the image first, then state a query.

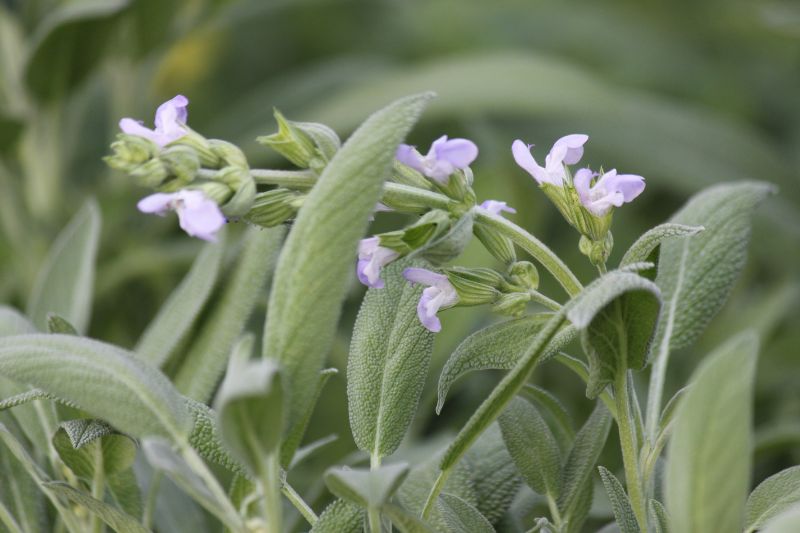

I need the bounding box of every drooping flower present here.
[120,95,189,147]
[356,237,400,288]
[479,200,516,216]
[511,134,588,186]
[396,135,478,183]
[403,267,459,332]
[573,168,645,216]
[137,189,226,241]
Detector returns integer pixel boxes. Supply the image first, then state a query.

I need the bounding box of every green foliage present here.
[311,499,364,533]
[598,467,639,533]
[324,462,410,509]
[665,331,759,533]
[348,259,434,460]
[438,493,495,533]
[744,465,800,533]
[44,481,147,533]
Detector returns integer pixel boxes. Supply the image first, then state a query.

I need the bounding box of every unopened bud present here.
[209,139,248,169]
[245,188,303,227]
[391,160,433,190]
[257,110,318,169]
[444,268,501,306]
[474,220,516,264]
[491,291,531,317]
[129,158,169,188]
[105,134,158,172]
[214,166,256,217]
[172,129,223,168]
[579,232,614,266]
[507,261,539,290]
[288,120,340,168]
[413,212,475,265]
[160,145,200,185]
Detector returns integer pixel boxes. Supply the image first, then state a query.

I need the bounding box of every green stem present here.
[614,370,647,532]
[546,493,563,529]
[421,469,450,519]
[259,453,283,533]
[281,482,317,526]
[90,445,105,533]
[250,169,318,187]
[179,443,244,532]
[368,507,382,533]
[382,182,453,210]
[528,290,562,312]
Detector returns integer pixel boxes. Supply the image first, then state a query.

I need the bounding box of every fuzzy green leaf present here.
[744,466,800,532]
[598,466,639,533]
[383,503,437,533]
[648,499,670,533]
[348,259,434,459]
[0,415,45,533]
[136,237,224,367]
[0,334,189,439]
[499,396,561,498]
[44,482,147,533]
[27,199,100,334]
[281,367,337,467]
[520,384,575,448]
[52,420,136,480]
[46,314,78,335]
[310,499,364,533]
[619,223,704,272]
[665,331,758,533]
[437,314,576,413]
[438,493,495,533]
[263,93,432,439]
[324,462,410,508]
[760,506,800,533]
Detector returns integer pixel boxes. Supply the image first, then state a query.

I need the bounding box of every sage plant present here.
[0,92,791,533]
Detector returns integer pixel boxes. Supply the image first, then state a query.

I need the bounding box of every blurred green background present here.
[0,0,798,527]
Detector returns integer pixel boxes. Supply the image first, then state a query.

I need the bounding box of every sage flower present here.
[511,134,588,186]
[403,267,459,332]
[119,95,189,147]
[574,168,645,216]
[396,135,478,183]
[479,200,516,216]
[137,189,226,241]
[357,237,400,288]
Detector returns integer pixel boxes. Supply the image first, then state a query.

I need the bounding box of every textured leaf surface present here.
[598,467,639,533]
[52,420,137,481]
[760,506,800,533]
[383,503,437,533]
[437,314,576,413]
[27,199,100,334]
[310,499,364,533]
[136,238,224,367]
[648,499,670,533]
[281,367,337,467]
[348,259,434,458]
[619,223,703,270]
[0,415,44,533]
[665,332,758,533]
[44,482,147,533]
[744,466,800,532]
[0,334,189,438]
[325,462,409,508]
[438,493,495,533]
[263,93,432,436]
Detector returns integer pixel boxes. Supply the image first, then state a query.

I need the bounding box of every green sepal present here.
[445,267,502,306]
[257,109,319,169]
[245,188,303,228]
[474,220,516,264]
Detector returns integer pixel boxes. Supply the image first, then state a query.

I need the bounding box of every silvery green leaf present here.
[0,306,36,337]
[657,387,688,435]
[175,226,284,402]
[598,467,639,533]
[43,482,147,533]
[324,462,410,508]
[27,199,100,334]
[412,211,474,265]
[281,367,337,467]
[348,259,434,459]
[499,397,561,498]
[648,499,670,533]
[0,415,45,533]
[665,331,758,533]
[759,506,800,533]
[652,182,773,353]
[383,503,437,533]
[463,423,522,524]
[263,93,432,439]
[619,223,704,273]
[185,398,243,475]
[107,469,142,521]
[290,433,338,470]
[45,314,78,335]
[438,493,495,533]
[52,420,136,481]
[135,237,224,367]
[744,466,800,533]
[310,499,364,533]
[0,334,190,439]
[59,418,114,448]
[214,358,284,476]
[557,402,612,526]
[565,270,661,398]
[520,384,575,448]
[437,314,576,413]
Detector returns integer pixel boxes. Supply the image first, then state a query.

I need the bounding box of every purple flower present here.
[356,237,400,288]
[119,95,189,147]
[137,189,226,241]
[511,134,589,186]
[574,168,645,216]
[396,135,478,183]
[479,200,516,216]
[403,267,459,332]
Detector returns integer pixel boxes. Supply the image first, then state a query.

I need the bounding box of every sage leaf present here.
[598,466,639,533]
[437,314,576,414]
[0,416,44,533]
[136,237,224,367]
[263,93,432,439]
[185,398,243,475]
[383,503,437,533]
[290,433,339,470]
[438,493,495,533]
[175,225,284,402]
[0,306,36,337]
[557,402,612,526]
[46,314,78,335]
[0,334,190,439]
[310,499,364,533]
[214,357,284,477]
[648,499,670,533]
[565,270,661,398]
[348,259,434,459]
[52,420,136,480]
[498,397,561,498]
[619,223,704,273]
[760,506,800,533]
[27,199,100,334]
[665,331,758,533]
[43,482,147,533]
[744,466,800,533]
[324,462,410,508]
[520,384,575,448]
[281,367,337,467]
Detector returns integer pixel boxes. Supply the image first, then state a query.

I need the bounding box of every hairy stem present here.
[281,482,317,526]
[259,453,282,533]
[90,444,105,533]
[421,469,450,519]
[614,370,647,532]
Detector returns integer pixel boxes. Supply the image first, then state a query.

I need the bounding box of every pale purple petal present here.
[479,200,516,216]
[137,192,178,215]
[119,118,160,143]
[417,288,443,332]
[573,168,595,205]
[154,95,189,131]
[552,134,589,165]
[119,95,188,147]
[357,259,384,288]
[434,138,478,168]
[512,139,551,185]
[396,144,425,173]
[398,136,477,183]
[403,267,448,286]
[356,237,399,288]
[604,173,645,202]
[174,191,226,241]
[358,236,381,258]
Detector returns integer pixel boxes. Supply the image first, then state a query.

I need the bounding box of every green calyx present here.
[257,110,339,171]
[444,266,504,306]
[245,188,304,227]
[540,181,613,242]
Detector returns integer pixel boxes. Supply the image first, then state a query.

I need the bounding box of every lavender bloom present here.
[574,168,645,216]
[119,95,189,147]
[356,237,400,288]
[396,135,478,183]
[479,200,516,216]
[511,134,589,186]
[137,189,226,241]
[403,267,459,332]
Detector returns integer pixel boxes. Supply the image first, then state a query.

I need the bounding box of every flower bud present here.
[579,232,614,266]
[444,267,502,307]
[172,129,224,168]
[105,134,158,172]
[507,261,539,290]
[209,139,248,169]
[391,160,434,190]
[245,188,303,227]
[160,145,200,185]
[473,220,516,264]
[257,110,319,169]
[129,158,169,188]
[215,166,256,217]
[491,291,531,317]
[287,119,340,168]
[191,181,231,205]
